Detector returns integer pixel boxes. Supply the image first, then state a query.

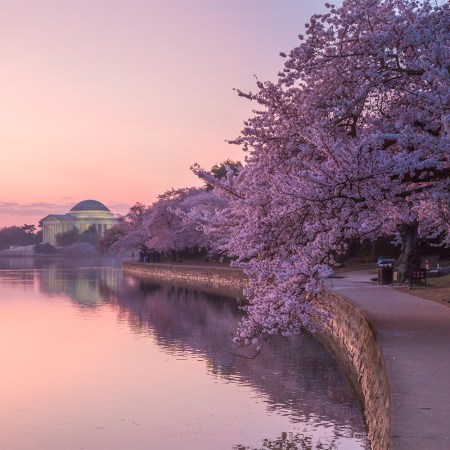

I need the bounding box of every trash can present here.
[378,265,394,285]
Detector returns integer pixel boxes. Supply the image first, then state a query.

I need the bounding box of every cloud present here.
[0,200,132,217]
[0,201,73,217]
[28,202,62,208]
[0,202,19,207]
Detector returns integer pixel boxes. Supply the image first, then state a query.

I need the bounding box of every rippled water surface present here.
[0,258,369,449]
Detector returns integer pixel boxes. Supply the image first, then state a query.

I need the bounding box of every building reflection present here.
[38,266,121,306]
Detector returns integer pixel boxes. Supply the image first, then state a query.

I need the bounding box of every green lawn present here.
[400,273,450,306]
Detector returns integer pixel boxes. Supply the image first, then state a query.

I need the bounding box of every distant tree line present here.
[0,224,42,251]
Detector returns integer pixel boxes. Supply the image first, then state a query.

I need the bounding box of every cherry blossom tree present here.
[103,183,228,258]
[143,188,199,255]
[144,187,225,258]
[192,0,450,344]
[103,202,148,253]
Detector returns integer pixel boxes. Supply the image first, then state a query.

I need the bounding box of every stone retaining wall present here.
[315,291,391,450]
[122,261,391,450]
[122,261,247,299]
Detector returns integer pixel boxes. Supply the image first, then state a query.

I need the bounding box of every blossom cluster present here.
[191,0,450,343]
[104,188,226,257]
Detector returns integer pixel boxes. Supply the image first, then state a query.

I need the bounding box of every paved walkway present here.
[327,270,450,450]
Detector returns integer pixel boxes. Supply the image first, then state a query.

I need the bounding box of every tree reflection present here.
[234,432,337,450]
[12,261,367,446]
[109,275,368,441]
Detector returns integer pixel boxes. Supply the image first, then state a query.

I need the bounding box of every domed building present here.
[41,200,119,245]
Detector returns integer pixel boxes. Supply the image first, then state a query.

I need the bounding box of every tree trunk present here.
[397,221,419,283]
[370,240,377,260]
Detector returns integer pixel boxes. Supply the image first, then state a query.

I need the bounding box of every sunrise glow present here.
[0,0,327,227]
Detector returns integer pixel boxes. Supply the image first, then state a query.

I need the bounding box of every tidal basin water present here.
[0,258,369,450]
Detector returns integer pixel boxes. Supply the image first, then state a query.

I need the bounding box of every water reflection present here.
[0,257,122,305]
[0,255,124,271]
[39,266,122,306]
[234,432,337,450]
[0,259,369,449]
[108,277,367,437]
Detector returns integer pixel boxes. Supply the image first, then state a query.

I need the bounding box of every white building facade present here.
[41,200,119,246]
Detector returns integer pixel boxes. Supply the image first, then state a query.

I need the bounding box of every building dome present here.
[70,200,110,212]
[40,199,119,246]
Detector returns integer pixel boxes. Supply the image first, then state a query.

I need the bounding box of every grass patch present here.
[399,273,450,306]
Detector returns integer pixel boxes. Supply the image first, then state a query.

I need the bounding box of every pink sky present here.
[0,0,336,227]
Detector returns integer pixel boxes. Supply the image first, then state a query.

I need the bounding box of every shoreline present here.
[123,260,391,450]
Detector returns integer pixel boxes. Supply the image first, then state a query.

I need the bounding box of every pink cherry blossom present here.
[191,0,450,344]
